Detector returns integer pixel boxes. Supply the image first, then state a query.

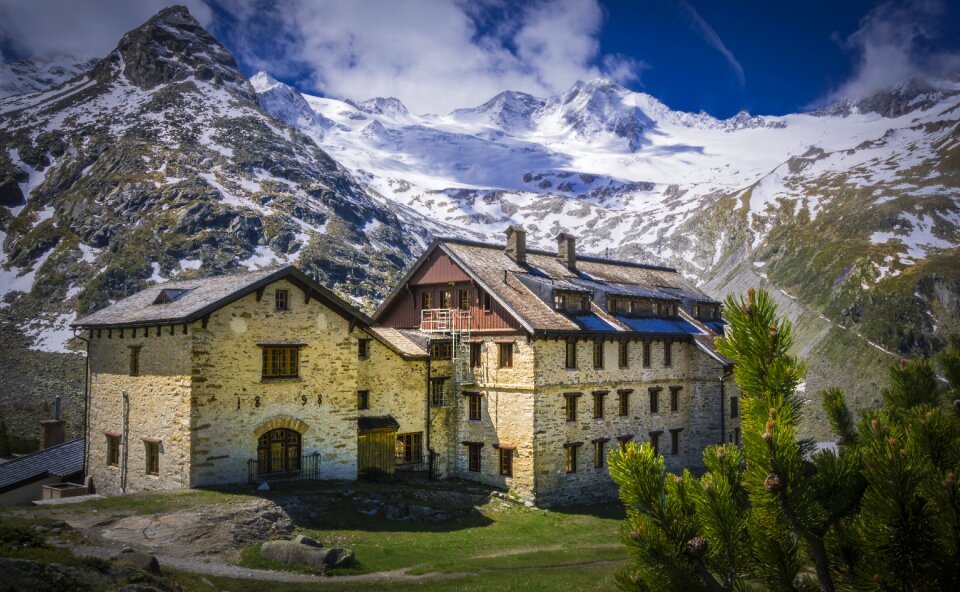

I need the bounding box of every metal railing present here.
[248,452,321,484]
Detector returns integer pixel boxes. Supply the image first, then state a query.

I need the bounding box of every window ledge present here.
[261,377,302,383]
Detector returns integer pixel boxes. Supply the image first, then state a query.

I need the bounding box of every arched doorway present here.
[257,428,301,474]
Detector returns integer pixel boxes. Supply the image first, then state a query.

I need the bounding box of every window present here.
[730,396,739,418]
[642,341,651,368]
[649,431,662,456]
[564,443,581,473]
[481,290,492,312]
[467,392,481,421]
[664,341,672,367]
[670,428,682,455]
[396,432,423,464]
[593,391,605,419]
[593,340,604,369]
[565,340,577,369]
[430,378,447,407]
[106,434,120,467]
[649,387,661,414]
[618,389,631,416]
[144,440,160,476]
[357,390,370,410]
[734,427,741,445]
[441,290,452,309]
[422,291,433,310]
[262,346,299,379]
[257,429,300,474]
[431,341,452,359]
[470,342,482,368]
[459,289,470,310]
[275,289,289,311]
[498,342,514,368]
[670,386,682,412]
[129,346,141,376]
[554,293,567,310]
[593,439,607,468]
[617,435,634,451]
[358,339,371,359]
[564,393,579,422]
[467,442,482,472]
[498,447,513,477]
[579,296,590,311]
[619,341,629,368]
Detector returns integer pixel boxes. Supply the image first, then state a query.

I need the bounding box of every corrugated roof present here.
[0,439,84,493]
[73,266,372,329]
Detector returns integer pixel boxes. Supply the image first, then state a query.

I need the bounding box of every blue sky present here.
[2,0,959,117]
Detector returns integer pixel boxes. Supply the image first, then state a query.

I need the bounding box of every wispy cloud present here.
[824,0,960,103]
[216,0,646,114]
[673,0,745,86]
[0,0,212,61]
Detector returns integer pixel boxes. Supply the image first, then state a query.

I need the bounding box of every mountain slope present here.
[254,73,960,436]
[0,6,449,444]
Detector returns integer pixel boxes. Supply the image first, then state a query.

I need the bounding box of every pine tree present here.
[609,288,960,591]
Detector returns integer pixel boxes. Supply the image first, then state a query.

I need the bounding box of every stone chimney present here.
[39,396,65,450]
[557,232,576,272]
[505,225,527,265]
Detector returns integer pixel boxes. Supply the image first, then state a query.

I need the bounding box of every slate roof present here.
[0,439,84,494]
[73,265,373,329]
[368,327,429,359]
[435,238,720,336]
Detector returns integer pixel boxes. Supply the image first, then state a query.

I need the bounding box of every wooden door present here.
[357,429,397,477]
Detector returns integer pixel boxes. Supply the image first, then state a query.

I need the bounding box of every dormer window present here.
[152,288,191,305]
[579,296,589,311]
[555,293,566,310]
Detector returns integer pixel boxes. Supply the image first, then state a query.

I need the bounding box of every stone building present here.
[74,229,739,506]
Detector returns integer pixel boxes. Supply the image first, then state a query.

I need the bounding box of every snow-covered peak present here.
[250,71,333,133]
[357,97,409,116]
[450,90,545,131]
[250,71,284,93]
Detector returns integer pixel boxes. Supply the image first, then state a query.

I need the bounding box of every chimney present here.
[505,225,527,265]
[557,232,576,272]
[40,396,66,450]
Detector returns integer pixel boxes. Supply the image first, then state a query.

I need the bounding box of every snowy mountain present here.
[0,55,99,99]
[0,6,454,357]
[254,72,960,429]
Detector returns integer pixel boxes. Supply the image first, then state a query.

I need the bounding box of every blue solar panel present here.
[615,317,702,334]
[573,315,620,332]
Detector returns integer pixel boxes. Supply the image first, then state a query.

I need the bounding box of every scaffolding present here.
[420,308,474,397]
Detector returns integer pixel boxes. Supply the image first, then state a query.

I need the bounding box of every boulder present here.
[0,177,25,207]
[292,534,321,548]
[116,549,161,575]
[260,539,356,570]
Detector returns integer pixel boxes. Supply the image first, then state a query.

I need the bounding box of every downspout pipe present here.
[425,347,433,479]
[719,365,734,445]
[73,329,91,484]
[121,390,129,493]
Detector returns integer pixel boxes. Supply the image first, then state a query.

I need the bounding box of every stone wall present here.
[453,335,536,498]
[189,278,363,486]
[530,337,730,506]
[85,326,193,495]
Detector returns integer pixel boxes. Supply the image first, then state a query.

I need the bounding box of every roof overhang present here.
[72,266,374,331]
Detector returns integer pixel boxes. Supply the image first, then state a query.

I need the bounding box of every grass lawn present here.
[3,480,627,591]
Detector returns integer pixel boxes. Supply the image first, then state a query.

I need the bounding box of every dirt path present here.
[471,543,620,559]
[73,544,472,584]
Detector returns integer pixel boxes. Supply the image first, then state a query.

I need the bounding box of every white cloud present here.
[218,0,645,114]
[0,0,213,61]
[825,0,960,102]
[673,0,744,86]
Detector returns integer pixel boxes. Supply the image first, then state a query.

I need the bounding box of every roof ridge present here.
[436,236,677,272]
